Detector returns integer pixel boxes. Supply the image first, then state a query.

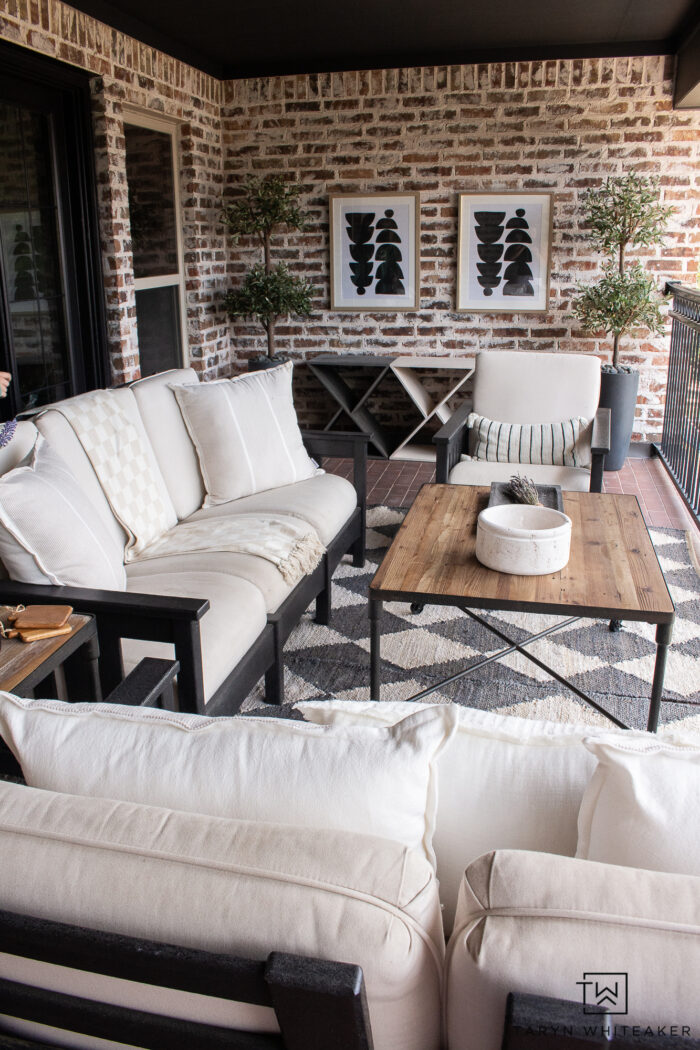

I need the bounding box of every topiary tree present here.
[222,175,313,360]
[572,173,674,371]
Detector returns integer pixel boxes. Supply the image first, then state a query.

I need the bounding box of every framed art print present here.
[457,191,553,312]
[329,192,420,311]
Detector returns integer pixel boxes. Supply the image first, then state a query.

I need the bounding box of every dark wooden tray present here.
[488,481,564,512]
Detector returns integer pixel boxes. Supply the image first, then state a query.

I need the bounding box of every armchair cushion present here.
[473,350,601,423]
[0,435,126,590]
[173,362,320,506]
[0,779,444,1050]
[0,698,456,867]
[448,458,592,492]
[467,412,591,468]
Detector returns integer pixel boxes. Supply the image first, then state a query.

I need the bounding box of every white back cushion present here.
[577,736,700,875]
[296,700,657,932]
[173,363,319,505]
[474,350,601,423]
[130,368,205,520]
[0,435,126,589]
[446,850,700,1050]
[0,780,443,1050]
[0,696,456,868]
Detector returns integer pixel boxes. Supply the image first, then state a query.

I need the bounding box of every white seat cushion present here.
[130,367,205,520]
[127,550,293,614]
[448,457,591,491]
[123,570,268,700]
[445,850,700,1050]
[188,472,358,546]
[0,780,444,1050]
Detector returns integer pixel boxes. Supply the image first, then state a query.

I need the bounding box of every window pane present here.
[0,102,71,411]
[135,285,181,377]
[125,124,179,279]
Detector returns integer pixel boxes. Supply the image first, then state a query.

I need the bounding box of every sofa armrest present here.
[301,429,368,532]
[0,581,208,714]
[589,406,611,493]
[104,657,180,709]
[433,402,472,484]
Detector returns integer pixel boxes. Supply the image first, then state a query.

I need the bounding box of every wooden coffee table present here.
[369,485,675,731]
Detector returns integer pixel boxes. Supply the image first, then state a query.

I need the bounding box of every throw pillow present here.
[467,411,589,467]
[172,362,320,505]
[576,736,700,876]
[296,699,659,932]
[0,435,126,590]
[0,694,456,868]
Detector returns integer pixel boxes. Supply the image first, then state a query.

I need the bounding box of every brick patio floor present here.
[323,454,699,535]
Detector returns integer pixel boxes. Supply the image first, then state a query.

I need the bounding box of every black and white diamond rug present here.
[244,507,700,734]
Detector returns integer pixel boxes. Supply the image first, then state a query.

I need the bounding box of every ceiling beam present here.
[673,5,700,107]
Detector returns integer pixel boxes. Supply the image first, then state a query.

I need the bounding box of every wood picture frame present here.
[329,191,420,311]
[457,191,553,313]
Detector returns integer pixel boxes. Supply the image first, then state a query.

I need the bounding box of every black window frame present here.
[0,39,108,420]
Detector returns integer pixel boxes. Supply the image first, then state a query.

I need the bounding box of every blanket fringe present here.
[278,531,326,584]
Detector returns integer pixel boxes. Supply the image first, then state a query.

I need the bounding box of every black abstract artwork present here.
[345,212,375,295]
[473,210,505,297]
[346,208,404,296]
[375,210,405,294]
[503,208,534,296]
[473,207,534,298]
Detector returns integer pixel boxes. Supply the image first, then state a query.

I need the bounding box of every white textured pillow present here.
[0,435,126,589]
[0,694,456,867]
[467,411,590,467]
[172,363,320,505]
[296,699,656,932]
[576,736,700,876]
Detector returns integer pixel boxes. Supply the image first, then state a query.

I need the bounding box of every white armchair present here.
[435,350,611,491]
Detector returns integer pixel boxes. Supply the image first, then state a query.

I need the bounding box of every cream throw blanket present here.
[53,390,325,583]
[135,515,325,585]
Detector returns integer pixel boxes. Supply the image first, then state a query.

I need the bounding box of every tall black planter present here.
[599,369,639,471]
[247,353,289,373]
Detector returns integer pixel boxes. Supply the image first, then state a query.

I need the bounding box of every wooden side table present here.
[0,613,101,702]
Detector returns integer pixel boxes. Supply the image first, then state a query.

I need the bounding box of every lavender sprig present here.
[507,474,540,506]
[0,419,17,449]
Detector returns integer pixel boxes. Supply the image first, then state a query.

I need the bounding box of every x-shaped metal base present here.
[369,600,673,732]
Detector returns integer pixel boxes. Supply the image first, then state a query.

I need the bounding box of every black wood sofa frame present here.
[0,431,368,716]
[0,908,373,1050]
[433,403,612,493]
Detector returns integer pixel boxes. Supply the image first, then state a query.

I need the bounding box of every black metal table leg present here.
[87,632,102,701]
[647,620,674,732]
[369,598,382,700]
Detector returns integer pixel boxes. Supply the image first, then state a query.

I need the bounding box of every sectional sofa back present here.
[129,367,205,520]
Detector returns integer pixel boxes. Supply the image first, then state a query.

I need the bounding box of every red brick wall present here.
[1,2,698,439]
[222,60,700,441]
[0,0,228,384]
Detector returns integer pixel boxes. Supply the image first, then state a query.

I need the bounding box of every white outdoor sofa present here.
[0,365,368,714]
[0,696,698,1049]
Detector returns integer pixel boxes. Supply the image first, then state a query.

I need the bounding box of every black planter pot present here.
[247,354,289,373]
[599,369,639,471]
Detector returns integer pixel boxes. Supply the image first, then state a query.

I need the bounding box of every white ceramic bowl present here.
[475,503,572,576]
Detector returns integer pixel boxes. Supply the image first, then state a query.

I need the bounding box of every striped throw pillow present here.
[468,412,589,467]
[173,362,321,506]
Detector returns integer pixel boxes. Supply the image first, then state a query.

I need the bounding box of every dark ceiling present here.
[69,0,700,81]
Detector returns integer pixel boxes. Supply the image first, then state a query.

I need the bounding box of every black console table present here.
[307,354,474,460]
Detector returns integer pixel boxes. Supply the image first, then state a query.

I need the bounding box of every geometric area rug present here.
[244,506,700,735]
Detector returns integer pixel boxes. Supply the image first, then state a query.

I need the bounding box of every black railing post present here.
[656,282,700,526]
